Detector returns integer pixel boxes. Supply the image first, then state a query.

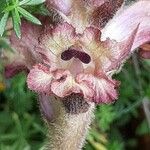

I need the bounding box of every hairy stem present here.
[39,94,95,150]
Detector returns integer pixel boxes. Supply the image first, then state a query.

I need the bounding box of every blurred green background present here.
[0,54,150,150]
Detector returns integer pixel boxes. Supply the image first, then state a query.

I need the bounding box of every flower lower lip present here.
[61,49,91,64]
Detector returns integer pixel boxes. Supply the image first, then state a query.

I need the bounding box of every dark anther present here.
[61,49,74,61]
[61,49,91,64]
[77,51,91,64]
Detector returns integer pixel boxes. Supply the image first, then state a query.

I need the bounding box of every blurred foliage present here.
[0,73,45,150]
[0,0,46,38]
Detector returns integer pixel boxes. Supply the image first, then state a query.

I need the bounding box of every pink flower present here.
[6,0,150,104]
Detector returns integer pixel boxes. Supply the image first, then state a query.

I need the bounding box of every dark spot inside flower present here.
[57,75,67,82]
[62,93,90,114]
[61,49,74,61]
[61,48,91,64]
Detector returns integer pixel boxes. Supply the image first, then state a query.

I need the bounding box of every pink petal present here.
[38,94,53,121]
[46,0,105,33]
[27,64,53,94]
[46,0,123,32]
[139,43,150,59]
[51,70,80,97]
[39,22,77,70]
[10,20,42,69]
[139,50,150,59]
[80,25,138,73]
[46,0,106,15]
[9,16,53,70]
[102,1,150,51]
[90,0,124,28]
[46,0,72,14]
[6,16,58,78]
[4,63,28,78]
[81,27,101,44]
[76,73,119,104]
[86,0,106,7]
[105,25,139,72]
[40,22,76,57]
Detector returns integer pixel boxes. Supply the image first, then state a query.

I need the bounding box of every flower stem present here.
[39,94,95,150]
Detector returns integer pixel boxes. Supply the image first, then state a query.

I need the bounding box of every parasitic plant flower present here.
[5,0,150,104]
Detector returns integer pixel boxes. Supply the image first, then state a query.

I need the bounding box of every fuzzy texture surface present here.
[2,1,150,150]
[39,94,95,150]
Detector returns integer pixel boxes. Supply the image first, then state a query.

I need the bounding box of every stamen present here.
[61,49,91,64]
[77,51,91,64]
[61,50,74,60]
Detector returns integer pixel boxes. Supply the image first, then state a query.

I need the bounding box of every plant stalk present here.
[39,94,95,150]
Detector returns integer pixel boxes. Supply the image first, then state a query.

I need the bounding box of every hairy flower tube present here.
[4,0,150,104]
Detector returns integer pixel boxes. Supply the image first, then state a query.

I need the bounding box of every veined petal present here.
[105,25,139,72]
[38,94,53,121]
[40,22,76,56]
[27,64,53,93]
[46,0,72,15]
[9,18,45,69]
[76,73,119,104]
[9,16,55,70]
[51,70,80,97]
[80,27,103,60]
[46,0,88,32]
[139,43,150,59]
[4,22,41,78]
[46,0,124,32]
[102,1,150,51]
[5,63,27,78]
[80,26,138,74]
[40,22,77,70]
[86,0,106,7]
[80,27,120,73]
[90,0,124,28]
[6,16,60,78]
[46,0,107,15]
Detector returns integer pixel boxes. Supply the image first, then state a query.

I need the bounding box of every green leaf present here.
[19,0,45,6]
[18,7,41,25]
[3,5,17,13]
[19,0,31,6]
[0,12,9,36]
[136,120,150,135]
[96,105,116,131]
[0,37,14,51]
[0,0,7,18]
[26,0,46,5]
[14,8,21,25]
[12,0,19,5]
[12,10,21,38]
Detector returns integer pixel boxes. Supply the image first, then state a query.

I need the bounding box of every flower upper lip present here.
[61,48,91,64]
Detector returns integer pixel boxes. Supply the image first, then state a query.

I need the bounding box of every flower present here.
[5,0,150,104]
